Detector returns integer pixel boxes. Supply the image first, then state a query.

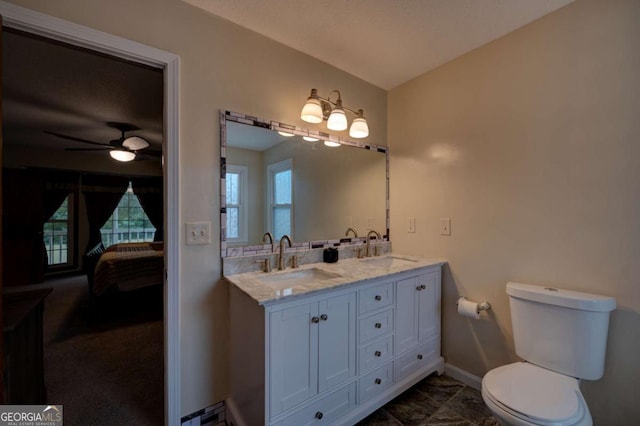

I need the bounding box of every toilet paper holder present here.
[457,296,491,313]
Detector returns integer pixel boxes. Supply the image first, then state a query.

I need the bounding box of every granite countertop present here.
[225,253,446,305]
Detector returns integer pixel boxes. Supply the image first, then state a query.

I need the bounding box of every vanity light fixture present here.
[303,136,319,142]
[323,140,341,148]
[109,149,136,162]
[278,131,294,137]
[301,88,369,138]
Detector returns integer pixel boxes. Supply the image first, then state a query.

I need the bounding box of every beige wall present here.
[5,0,387,417]
[389,0,639,423]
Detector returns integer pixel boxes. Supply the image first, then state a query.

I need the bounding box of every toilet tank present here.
[506,282,616,380]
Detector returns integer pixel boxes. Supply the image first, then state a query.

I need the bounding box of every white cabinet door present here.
[395,275,420,355]
[269,291,356,418]
[395,270,440,355]
[270,302,319,417]
[417,271,438,342]
[318,292,357,393]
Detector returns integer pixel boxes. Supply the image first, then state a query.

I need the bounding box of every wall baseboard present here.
[444,363,482,390]
[225,397,244,426]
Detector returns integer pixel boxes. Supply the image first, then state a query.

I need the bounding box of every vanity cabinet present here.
[228,263,443,426]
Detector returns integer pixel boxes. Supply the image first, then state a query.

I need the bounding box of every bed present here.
[91,242,164,296]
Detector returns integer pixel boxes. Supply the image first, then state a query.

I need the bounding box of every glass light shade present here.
[323,140,341,148]
[122,136,149,150]
[327,108,348,131]
[303,136,319,142]
[110,149,136,162]
[278,131,294,137]
[349,117,369,138]
[300,98,323,123]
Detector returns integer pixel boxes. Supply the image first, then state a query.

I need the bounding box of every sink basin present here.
[257,268,342,290]
[360,256,418,269]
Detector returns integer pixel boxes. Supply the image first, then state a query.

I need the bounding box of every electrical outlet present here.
[408,217,416,233]
[186,221,211,245]
[440,218,451,236]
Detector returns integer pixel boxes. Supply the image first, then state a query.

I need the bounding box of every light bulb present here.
[110,150,136,162]
[349,117,369,138]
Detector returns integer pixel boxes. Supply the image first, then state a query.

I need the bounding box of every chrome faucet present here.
[345,227,358,238]
[278,235,292,270]
[366,230,381,257]
[263,232,274,252]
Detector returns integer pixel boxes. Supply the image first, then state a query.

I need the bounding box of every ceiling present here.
[2,29,164,164]
[184,0,574,89]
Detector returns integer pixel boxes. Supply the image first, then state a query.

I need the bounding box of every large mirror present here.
[220,111,388,257]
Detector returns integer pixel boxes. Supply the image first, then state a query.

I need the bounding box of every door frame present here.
[0,2,181,424]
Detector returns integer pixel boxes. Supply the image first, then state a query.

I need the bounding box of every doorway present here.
[0,4,180,424]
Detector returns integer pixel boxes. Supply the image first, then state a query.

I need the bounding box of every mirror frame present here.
[220,110,389,258]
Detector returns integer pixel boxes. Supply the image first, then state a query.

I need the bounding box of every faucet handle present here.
[255,258,271,273]
[355,247,365,259]
[290,255,299,269]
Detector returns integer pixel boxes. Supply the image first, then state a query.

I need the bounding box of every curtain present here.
[82,175,129,252]
[42,175,75,268]
[131,177,163,241]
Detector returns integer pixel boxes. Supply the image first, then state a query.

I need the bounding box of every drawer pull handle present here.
[320,314,328,321]
[374,350,382,357]
[375,322,382,329]
[375,295,382,301]
[315,411,323,420]
[375,378,382,385]
[417,354,423,360]
[311,316,320,323]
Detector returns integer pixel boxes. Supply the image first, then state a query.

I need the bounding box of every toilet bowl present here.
[481,362,591,426]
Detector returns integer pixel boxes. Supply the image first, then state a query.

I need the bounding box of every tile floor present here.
[358,374,499,426]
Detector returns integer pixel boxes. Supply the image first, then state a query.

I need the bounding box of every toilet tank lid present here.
[506,282,616,312]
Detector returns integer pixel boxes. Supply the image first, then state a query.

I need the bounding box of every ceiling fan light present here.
[327,107,348,131]
[110,149,136,162]
[122,136,149,151]
[349,117,369,138]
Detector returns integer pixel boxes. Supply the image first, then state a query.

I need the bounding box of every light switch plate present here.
[186,221,211,245]
[440,218,451,236]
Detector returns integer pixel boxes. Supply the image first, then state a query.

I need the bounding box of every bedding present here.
[92,242,164,296]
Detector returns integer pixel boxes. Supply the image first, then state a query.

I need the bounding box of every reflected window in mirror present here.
[225,165,248,243]
[268,158,293,240]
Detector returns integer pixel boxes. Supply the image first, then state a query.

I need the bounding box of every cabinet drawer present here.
[358,335,393,374]
[394,338,437,383]
[277,382,356,426]
[358,362,394,404]
[359,282,394,314]
[358,308,394,344]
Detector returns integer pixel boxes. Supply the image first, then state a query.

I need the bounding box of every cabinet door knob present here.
[417,354,423,360]
[320,314,328,321]
[374,350,382,357]
[416,285,422,291]
[375,378,382,385]
[375,295,382,301]
[311,316,320,323]
[315,411,323,419]
[421,284,426,290]
[374,322,382,329]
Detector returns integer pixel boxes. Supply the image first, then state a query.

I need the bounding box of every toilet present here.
[481,282,616,426]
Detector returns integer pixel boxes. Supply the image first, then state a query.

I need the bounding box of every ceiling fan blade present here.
[44,130,110,147]
[65,147,112,152]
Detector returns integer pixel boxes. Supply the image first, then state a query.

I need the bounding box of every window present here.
[43,194,73,266]
[225,165,248,242]
[267,159,293,240]
[100,182,156,247]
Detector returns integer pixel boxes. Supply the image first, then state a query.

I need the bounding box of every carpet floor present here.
[42,275,164,425]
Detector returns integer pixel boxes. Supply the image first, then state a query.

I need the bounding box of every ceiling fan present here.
[44,122,161,162]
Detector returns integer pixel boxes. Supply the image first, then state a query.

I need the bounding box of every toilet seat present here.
[482,362,588,425]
